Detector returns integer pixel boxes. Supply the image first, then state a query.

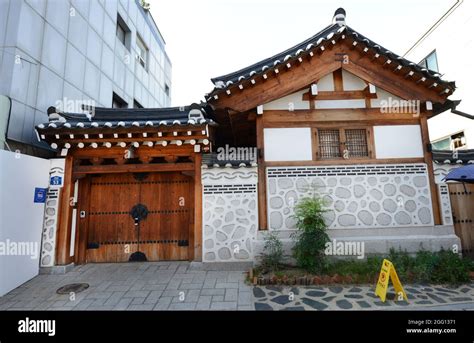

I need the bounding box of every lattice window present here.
[318,129,341,159]
[345,129,369,157]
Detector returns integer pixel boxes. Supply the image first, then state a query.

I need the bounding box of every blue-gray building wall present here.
[0,0,172,150]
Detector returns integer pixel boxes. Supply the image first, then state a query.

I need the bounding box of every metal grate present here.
[318,129,341,159]
[345,129,368,157]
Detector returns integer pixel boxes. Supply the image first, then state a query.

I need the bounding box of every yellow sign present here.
[375,259,408,302]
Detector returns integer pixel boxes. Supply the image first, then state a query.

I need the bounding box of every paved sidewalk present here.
[252,283,474,311]
[0,262,253,311]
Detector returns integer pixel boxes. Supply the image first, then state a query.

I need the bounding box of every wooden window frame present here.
[312,126,375,161]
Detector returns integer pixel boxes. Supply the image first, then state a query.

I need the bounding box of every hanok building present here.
[37,8,462,267]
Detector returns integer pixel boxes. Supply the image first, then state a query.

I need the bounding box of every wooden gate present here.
[448,183,474,257]
[76,172,193,263]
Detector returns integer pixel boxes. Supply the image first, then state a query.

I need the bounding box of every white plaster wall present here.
[262,89,309,110]
[317,72,334,91]
[371,88,404,108]
[0,150,50,296]
[374,125,424,158]
[342,69,367,91]
[315,99,366,109]
[404,1,474,148]
[202,167,258,262]
[264,128,312,161]
[266,164,434,231]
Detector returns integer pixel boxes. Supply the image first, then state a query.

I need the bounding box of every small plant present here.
[291,195,330,273]
[259,231,284,272]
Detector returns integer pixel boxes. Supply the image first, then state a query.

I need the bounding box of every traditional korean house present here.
[37,8,462,267]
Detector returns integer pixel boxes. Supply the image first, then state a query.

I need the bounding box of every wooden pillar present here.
[193,153,203,261]
[55,155,75,265]
[75,176,90,264]
[256,114,268,230]
[420,114,441,225]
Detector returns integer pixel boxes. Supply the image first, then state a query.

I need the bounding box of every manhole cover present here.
[56,283,89,294]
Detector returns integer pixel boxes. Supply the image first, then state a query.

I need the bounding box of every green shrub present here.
[430,249,471,284]
[260,231,284,272]
[291,195,330,273]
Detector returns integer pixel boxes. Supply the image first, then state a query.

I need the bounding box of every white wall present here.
[374,125,424,159]
[0,150,50,297]
[264,128,312,161]
[404,0,474,148]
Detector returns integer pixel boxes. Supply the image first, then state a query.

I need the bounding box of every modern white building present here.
[404,0,474,150]
[0,0,172,155]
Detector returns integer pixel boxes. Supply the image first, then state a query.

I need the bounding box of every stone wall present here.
[266,164,434,230]
[202,167,258,262]
[40,159,65,267]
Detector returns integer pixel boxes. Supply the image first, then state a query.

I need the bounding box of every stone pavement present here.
[0,262,253,311]
[1,262,473,311]
[252,283,474,311]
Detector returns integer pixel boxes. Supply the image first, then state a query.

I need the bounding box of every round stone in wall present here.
[212,219,222,228]
[278,178,294,189]
[338,214,356,227]
[270,197,284,209]
[204,225,214,236]
[413,176,427,187]
[205,252,216,261]
[216,231,227,242]
[44,242,53,251]
[347,201,358,213]
[368,177,377,186]
[327,177,337,187]
[225,212,234,222]
[382,199,397,213]
[395,211,412,225]
[340,177,352,186]
[46,200,56,206]
[268,179,276,194]
[404,200,417,212]
[311,178,326,189]
[235,249,249,259]
[270,211,283,229]
[323,210,335,226]
[204,239,214,249]
[354,184,366,198]
[358,210,373,226]
[218,247,231,260]
[369,201,380,212]
[419,196,430,205]
[323,195,334,206]
[249,200,256,210]
[42,255,51,266]
[236,209,246,216]
[370,189,383,201]
[45,219,55,226]
[285,191,298,206]
[376,213,392,226]
[217,197,225,205]
[418,207,432,224]
[285,217,297,229]
[46,208,55,216]
[400,184,416,197]
[232,226,246,239]
[383,184,396,196]
[335,200,345,212]
[335,187,351,199]
[296,178,309,192]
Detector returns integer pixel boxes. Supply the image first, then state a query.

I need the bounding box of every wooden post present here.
[256,114,268,230]
[55,155,74,265]
[193,153,203,261]
[420,114,441,225]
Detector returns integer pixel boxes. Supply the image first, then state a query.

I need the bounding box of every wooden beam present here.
[256,114,268,230]
[262,109,422,125]
[420,114,441,225]
[193,153,202,261]
[302,90,377,101]
[55,155,74,265]
[333,68,344,91]
[73,162,195,175]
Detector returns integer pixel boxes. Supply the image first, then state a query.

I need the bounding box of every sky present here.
[150,0,456,106]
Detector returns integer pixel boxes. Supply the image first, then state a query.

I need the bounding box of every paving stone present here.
[426,293,447,303]
[127,304,155,311]
[301,297,328,310]
[349,287,362,293]
[123,290,150,298]
[196,296,212,310]
[306,290,327,297]
[215,282,239,289]
[131,297,146,305]
[282,306,305,311]
[356,301,372,309]
[449,297,473,302]
[212,295,224,302]
[103,292,126,306]
[200,288,225,296]
[210,302,237,310]
[169,302,197,310]
[415,300,433,305]
[113,298,133,310]
[328,286,343,294]
[336,299,353,309]
[255,302,274,311]
[344,294,363,299]
[265,285,283,292]
[179,283,203,290]
[238,291,253,305]
[270,295,292,305]
[225,289,238,302]
[252,287,266,298]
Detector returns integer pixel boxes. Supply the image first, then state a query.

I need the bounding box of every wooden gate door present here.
[448,183,474,257]
[80,172,193,262]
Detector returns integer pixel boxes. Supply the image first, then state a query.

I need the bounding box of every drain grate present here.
[56,283,89,294]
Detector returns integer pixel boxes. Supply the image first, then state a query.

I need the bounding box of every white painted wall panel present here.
[374,125,424,158]
[0,150,50,296]
[264,128,312,161]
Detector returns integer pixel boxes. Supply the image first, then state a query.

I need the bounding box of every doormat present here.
[56,283,90,294]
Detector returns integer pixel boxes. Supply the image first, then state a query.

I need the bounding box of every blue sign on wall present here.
[50,175,63,186]
[34,188,47,203]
